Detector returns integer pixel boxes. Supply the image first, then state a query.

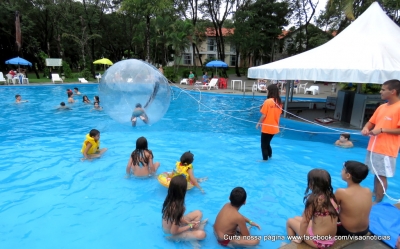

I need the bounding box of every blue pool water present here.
[1,84,399,249]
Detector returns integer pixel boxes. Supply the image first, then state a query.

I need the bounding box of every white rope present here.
[369,136,400,202]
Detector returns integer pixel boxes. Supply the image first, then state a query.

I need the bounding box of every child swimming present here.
[83,95,91,104]
[131,103,148,127]
[335,133,354,148]
[15,94,28,103]
[126,136,160,177]
[174,151,205,193]
[286,169,338,248]
[81,129,108,160]
[162,174,207,240]
[91,102,103,111]
[214,187,261,247]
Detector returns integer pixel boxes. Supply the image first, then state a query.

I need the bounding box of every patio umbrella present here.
[206,60,228,75]
[93,58,113,71]
[5,56,32,66]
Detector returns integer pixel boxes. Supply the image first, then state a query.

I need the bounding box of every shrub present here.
[62,61,72,78]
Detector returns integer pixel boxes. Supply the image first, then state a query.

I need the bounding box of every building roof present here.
[205,27,234,36]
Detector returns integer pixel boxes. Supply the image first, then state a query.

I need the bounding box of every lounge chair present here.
[201,78,219,90]
[78,78,88,83]
[52,74,63,83]
[305,85,319,95]
[0,72,6,84]
[180,78,188,85]
[5,74,13,84]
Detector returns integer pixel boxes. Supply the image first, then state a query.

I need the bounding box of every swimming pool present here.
[0,84,399,248]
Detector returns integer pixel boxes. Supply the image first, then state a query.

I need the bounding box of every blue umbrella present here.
[206,60,228,75]
[5,57,32,66]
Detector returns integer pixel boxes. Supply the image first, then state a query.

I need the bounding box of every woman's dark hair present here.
[162,175,188,225]
[180,151,194,165]
[267,84,282,106]
[303,169,338,221]
[344,161,369,184]
[131,136,153,166]
[89,129,100,137]
[94,96,100,103]
[83,95,89,102]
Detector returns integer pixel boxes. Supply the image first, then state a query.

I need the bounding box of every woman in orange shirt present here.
[256,84,282,161]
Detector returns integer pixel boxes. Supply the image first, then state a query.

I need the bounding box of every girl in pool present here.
[162,174,207,240]
[126,136,160,177]
[174,151,206,193]
[286,169,339,248]
[255,84,282,161]
[94,96,100,103]
[82,95,91,104]
[91,102,103,111]
[81,129,108,160]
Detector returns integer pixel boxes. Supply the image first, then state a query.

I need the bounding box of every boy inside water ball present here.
[131,103,148,127]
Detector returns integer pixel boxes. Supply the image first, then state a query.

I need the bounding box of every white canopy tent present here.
[247,2,400,84]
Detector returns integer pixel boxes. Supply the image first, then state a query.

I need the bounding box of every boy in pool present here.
[15,94,28,103]
[74,88,81,95]
[57,102,71,110]
[335,161,372,236]
[131,103,148,127]
[81,129,107,160]
[214,187,261,247]
[335,133,353,148]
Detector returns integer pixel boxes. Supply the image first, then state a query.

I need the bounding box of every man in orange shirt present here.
[256,84,282,161]
[361,79,400,203]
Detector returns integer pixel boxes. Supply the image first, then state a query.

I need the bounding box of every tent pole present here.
[290,80,294,102]
[284,80,292,118]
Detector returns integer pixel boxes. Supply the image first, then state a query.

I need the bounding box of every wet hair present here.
[74,87,78,91]
[94,96,100,103]
[343,161,368,184]
[383,80,400,96]
[341,133,350,140]
[180,151,194,165]
[131,136,153,166]
[94,102,99,106]
[304,169,338,221]
[83,95,89,102]
[60,102,65,106]
[68,92,73,98]
[229,187,247,207]
[162,174,187,225]
[89,129,100,137]
[135,103,142,108]
[267,84,282,106]
[15,94,20,99]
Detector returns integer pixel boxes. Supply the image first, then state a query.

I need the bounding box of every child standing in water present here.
[126,136,160,177]
[162,174,207,240]
[175,151,205,193]
[81,129,108,160]
[286,169,339,248]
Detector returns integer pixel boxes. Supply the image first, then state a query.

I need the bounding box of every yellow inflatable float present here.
[157,172,194,190]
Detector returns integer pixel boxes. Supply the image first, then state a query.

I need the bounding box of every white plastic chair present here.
[180,78,188,85]
[21,75,29,84]
[52,74,63,83]
[298,82,308,94]
[95,74,102,82]
[0,72,6,84]
[201,78,219,90]
[78,78,88,83]
[252,82,258,92]
[5,74,13,84]
[305,85,320,95]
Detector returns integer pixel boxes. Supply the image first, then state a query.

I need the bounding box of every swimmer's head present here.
[135,103,142,108]
[162,174,187,224]
[68,92,73,98]
[180,151,194,165]
[340,133,350,141]
[60,102,65,106]
[229,187,247,207]
[74,87,79,91]
[15,94,21,99]
[306,169,333,194]
[83,95,89,101]
[94,102,99,107]
[136,136,148,150]
[94,96,100,102]
[89,129,100,140]
[343,161,368,184]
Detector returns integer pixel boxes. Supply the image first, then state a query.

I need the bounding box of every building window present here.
[183,53,191,65]
[230,45,236,53]
[207,39,216,51]
[207,54,216,60]
[230,55,236,66]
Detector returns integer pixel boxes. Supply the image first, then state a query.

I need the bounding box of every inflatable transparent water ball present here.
[98,59,171,126]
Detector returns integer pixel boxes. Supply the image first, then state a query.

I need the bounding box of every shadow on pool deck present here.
[278,204,400,249]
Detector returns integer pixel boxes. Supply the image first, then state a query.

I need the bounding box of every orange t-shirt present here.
[260,98,282,134]
[367,101,400,157]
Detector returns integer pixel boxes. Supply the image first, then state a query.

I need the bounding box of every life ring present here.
[157,172,194,190]
[315,117,334,124]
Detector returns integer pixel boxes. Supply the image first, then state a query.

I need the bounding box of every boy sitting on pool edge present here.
[335,161,372,236]
[214,187,261,247]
